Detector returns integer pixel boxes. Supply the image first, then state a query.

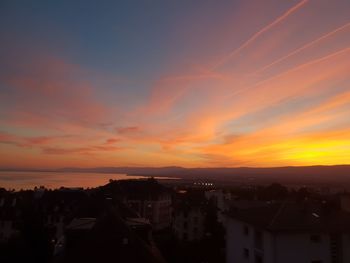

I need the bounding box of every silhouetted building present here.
[205,189,232,223]
[58,208,165,263]
[173,205,205,241]
[339,193,350,213]
[39,188,89,245]
[0,196,19,242]
[225,201,350,263]
[114,179,172,230]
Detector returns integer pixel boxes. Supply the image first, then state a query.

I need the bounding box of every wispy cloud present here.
[253,21,350,74]
[213,0,309,69]
[1,0,350,168]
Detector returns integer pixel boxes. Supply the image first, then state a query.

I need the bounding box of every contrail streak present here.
[212,0,309,70]
[254,22,350,74]
[229,46,350,97]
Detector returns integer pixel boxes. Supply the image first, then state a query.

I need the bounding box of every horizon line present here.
[1,163,350,172]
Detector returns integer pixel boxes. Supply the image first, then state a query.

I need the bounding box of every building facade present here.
[173,206,205,241]
[127,193,172,230]
[0,197,19,242]
[205,189,232,223]
[117,179,172,230]
[225,201,350,263]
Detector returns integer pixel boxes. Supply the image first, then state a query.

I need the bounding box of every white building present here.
[225,201,350,263]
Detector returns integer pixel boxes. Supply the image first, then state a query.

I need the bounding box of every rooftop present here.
[62,208,165,263]
[103,178,171,201]
[67,218,96,230]
[226,200,350,233]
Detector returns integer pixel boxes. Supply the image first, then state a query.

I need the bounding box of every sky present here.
[0,0,350,169]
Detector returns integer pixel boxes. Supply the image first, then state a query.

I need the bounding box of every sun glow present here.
[1,0,350,168]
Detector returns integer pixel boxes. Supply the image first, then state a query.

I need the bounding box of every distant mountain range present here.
[1,165,350,186]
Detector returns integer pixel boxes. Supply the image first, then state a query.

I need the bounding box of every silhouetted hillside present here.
[2,165,350,186]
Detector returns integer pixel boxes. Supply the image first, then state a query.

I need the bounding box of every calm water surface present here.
[0,171,174,190]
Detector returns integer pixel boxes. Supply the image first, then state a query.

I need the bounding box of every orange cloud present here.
[1,1,350,169]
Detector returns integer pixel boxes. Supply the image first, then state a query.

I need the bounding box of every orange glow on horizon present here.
[1,0,350,169]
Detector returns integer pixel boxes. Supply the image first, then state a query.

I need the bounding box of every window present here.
[243,225,249,235]
[183,222,188,229]
[310,235,321,243]
[243,248,249,259]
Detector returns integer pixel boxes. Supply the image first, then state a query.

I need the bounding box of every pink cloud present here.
[42,144,125,155]
[137,70,226,115]
[116,126,141,135]
[1,53,111,130]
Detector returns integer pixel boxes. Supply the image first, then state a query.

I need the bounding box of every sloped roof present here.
[62,207,166,263]
[67,218,96,230]
[227,201,350,233]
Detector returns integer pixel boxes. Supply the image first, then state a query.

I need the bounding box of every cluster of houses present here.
[1,180,350,263]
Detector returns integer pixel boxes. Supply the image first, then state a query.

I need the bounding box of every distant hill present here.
[57,165,350,187]
[2,165,350,186]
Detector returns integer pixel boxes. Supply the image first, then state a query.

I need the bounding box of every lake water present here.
[0,171,175,190]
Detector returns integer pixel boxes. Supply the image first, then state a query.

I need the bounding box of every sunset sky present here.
[1,0,350,169]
